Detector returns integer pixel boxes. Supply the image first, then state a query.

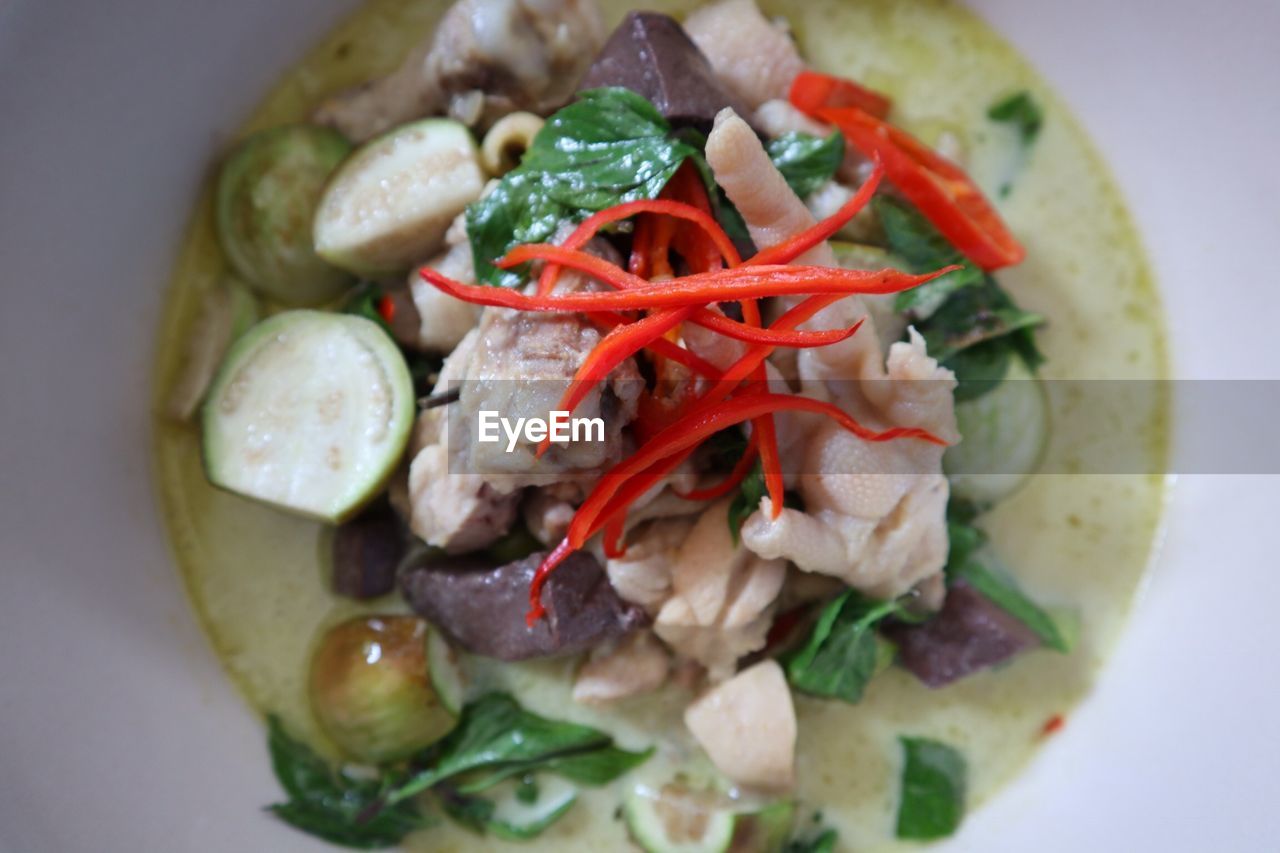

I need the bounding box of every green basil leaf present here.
[987,90,1044,196]
[785,590,901,703]
[545,745,655,785]
[453,743,653,793]
[944,517,1072,652]
[727,462,766,545]
[466,88,697,287]
[341,282,392,334]
[896,737,967,840]
[265,715,431,849]
[385,693,613,805]
[766,131,846,199]
[875,196,1043,380]
[987,90,1043,146]
[875,195,985,318]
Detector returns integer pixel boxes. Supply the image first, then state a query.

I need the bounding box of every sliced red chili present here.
[813,105,1025,270]
[789,69,892,119]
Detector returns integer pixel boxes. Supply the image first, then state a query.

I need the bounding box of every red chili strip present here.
[813,105,1024,270]
[529,391,947,618]
[789,69,893,119]
[536,198,741,295]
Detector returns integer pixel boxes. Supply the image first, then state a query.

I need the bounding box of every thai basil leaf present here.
[728,462,766,545]
[785,590,901,703]
[384,693,614,805]
[875,195,984,317]
[545,745,655,785]
[265,715,431,849]
[453,743,654,794]
[944,517,1073,653]
[467,88,697,286]
[987,90,1044,197]
[988,90,1044,146]
[766,131,846,198]
[896,737,967,840]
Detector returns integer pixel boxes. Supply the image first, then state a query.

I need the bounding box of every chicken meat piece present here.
[407,329,522,552]
[604,517,693,615]
[705,108,835,266]
[652,499,786,681]
[753,99,829,139]
[573,630,670,705]
[684,660,796,791]
[742,329,957,599]
[314,0,605,140]
[683,0,805,111]
[406,277,641,549]
[705,107,958,601]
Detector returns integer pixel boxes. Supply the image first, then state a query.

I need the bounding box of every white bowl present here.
[2,1,1278,850]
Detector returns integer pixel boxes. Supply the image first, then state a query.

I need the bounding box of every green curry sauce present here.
[151,0,1170,848]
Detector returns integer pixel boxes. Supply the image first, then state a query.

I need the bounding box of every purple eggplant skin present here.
[399,549,647,661]
[331,501,406,600]
[884,581,1041,688]
[578,12,752,132]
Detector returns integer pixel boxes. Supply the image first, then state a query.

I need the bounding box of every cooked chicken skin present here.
[652,499,786,681]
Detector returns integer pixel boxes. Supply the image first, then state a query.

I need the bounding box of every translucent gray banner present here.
[424,379,1280,476]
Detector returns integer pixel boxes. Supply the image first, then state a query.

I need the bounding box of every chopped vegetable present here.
[201,311,414,522]
[623,784,738,853]
[766,131,846,198]
[785,590,901,703]
[896,737,967,840]
[467,88,698,286]
[314,119,485,277]
[215,125,353,305]
[266,715,432,849]
[309,616,459,763]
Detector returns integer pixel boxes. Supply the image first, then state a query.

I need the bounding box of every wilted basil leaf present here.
[896,737,967,840]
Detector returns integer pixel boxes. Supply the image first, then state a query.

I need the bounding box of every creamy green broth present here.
[152,0,1169,849]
